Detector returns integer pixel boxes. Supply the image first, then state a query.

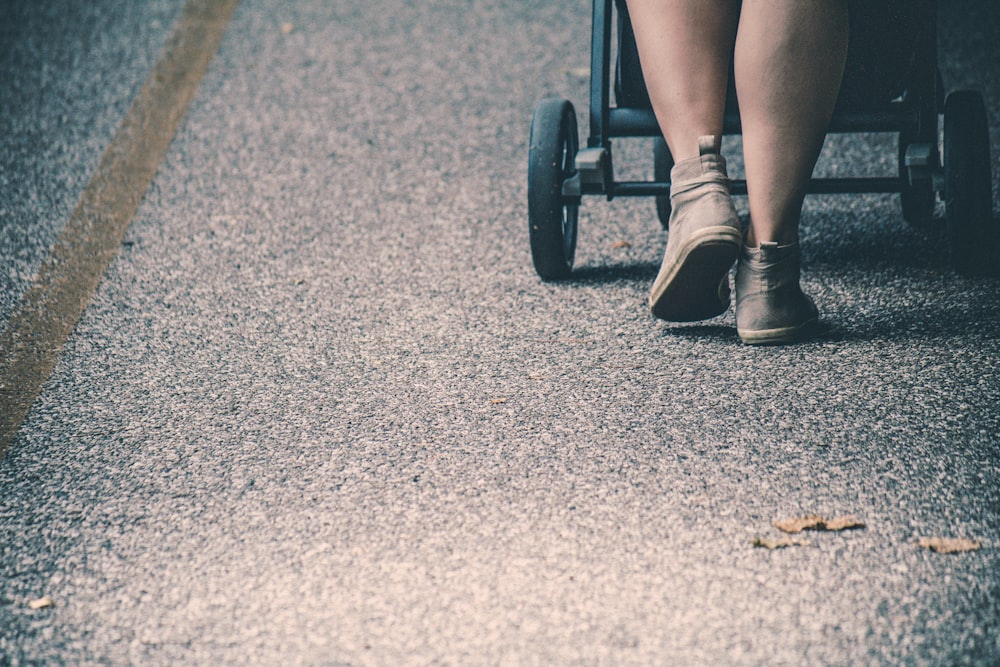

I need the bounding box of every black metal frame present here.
[572,0,940,201]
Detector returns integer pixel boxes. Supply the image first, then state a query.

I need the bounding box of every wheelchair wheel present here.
[528,98,579,280]
[943,91,995,276]
[654,136,673,229]
[898,129,936,227]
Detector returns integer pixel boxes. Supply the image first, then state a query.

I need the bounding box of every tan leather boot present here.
[649,136,741,322]
[735,241,819,345]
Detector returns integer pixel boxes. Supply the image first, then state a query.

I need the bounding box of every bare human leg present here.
[735,0,849,246]
[627,0,744,322]
[733,1,848,344]
[625,0,740,161]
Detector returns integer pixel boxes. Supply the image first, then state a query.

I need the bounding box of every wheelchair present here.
[527,0,995,279]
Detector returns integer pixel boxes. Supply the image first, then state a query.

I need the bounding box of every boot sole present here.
[737,316,819,345]
[649,227,741,322]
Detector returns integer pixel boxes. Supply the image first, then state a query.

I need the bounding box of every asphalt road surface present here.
[2,0,999,664]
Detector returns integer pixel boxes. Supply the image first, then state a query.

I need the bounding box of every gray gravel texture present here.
[2,0,999,665]
[0,0,186,326]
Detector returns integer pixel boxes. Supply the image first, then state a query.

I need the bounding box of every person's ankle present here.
[667,134,723,161]
[744,228,798,249]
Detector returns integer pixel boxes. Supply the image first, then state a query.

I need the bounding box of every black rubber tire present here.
[943,91,996,276]
[898,128,936,227]
[654,136,673,229]
[528,98,579,280]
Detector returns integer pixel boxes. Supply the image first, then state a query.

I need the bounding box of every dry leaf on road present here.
[610,240,631,249]
[752,536,810,550]
[489,398,507,405]
[281,23,294,34]
[774,515,865,534]
[823,516,866,531]
[774,515,824,533]
[917,537,981,554]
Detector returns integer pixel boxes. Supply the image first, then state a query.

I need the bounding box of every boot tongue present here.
[669,136,729,192]
[695,135,727,176]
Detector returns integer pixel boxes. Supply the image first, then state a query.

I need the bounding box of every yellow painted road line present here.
[0,0,241,459]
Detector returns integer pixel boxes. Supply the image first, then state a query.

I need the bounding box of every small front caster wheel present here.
[943,90,996,276]
[528,98,579,280]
